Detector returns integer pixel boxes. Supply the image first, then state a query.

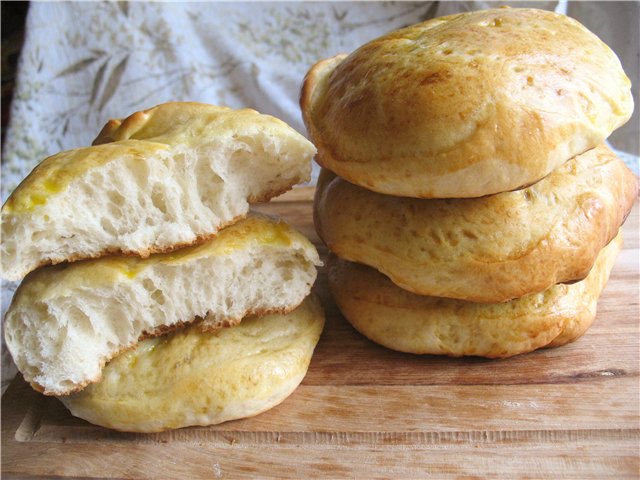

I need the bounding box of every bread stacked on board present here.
[2,102,325,432]
[302,8,637,358]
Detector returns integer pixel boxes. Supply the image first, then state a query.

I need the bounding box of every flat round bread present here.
[301,8,633,198]
[1,102,316,281]
[328,235,622,358]
[327,233,621,358]
[4,214,320,396]
[315,146,637,303]
[60,294,325,433]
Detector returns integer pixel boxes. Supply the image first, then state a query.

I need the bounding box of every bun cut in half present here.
[315,146,637,303]
[2,102,316,281]
[60,294,325,433]
[328,232,622,358]
[4,214,320,396]
[301,8,633,198]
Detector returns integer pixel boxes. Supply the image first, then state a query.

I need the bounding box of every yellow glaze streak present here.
[93,102,291,147]
[3,140,169,213]
[124,213,294,268]
[3,102,302,215]
[18,214,305,298]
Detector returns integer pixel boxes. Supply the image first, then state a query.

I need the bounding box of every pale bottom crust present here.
[328,233,622,358]
[59,294,325,433]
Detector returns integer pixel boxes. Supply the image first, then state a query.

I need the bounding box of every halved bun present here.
[328,232,622,358]
[1,102,316,281]
[60,294,325,433]
[315,146,637,303]
[301,8,633,198]
[4,214,320,396]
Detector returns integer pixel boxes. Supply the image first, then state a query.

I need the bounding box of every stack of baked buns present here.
[2,102,325,432]
[302,8,637,358]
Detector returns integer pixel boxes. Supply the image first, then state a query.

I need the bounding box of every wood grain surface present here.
[2,188,639,479]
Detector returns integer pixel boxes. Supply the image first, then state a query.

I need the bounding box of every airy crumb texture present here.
[1,102,316,281]
[4,214,321,396]
[328,233,622,358]
[315,145,637,303]
[301,8,634,198]
[60,294,325,433]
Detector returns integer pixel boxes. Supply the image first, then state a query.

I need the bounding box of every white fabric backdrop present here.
[2,1,638,392]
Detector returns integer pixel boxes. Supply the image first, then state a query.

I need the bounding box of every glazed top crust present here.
[5,102,315,216]
[301,8,633,198]
[93,101,309,147]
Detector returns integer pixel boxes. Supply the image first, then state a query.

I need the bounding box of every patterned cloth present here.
[2,1,447,197]
[2,1,638,392]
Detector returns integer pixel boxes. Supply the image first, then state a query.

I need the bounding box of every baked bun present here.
[327,232,621,358]
[301,8,633,198]
[1,102,316,281]
[60,294,324,433]
[315,146,637,303]
[4,214,320,396]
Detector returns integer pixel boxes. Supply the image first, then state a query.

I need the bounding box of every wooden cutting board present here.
[2,188,639,479]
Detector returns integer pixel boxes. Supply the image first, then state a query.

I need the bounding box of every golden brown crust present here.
[314,146,638,303]
[247,180,302,204]
[327,233,621,358]
[299,55,347,132]
[92,118,125,145]
[301,8,634,198]
[92,103,227,145]
[91,102,275,146]
[198,294,308,334]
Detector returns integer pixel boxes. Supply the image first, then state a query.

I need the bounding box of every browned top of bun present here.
[301,8,633,198]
